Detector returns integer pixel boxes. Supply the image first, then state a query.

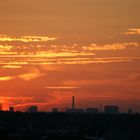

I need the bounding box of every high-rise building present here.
[28,106,38,113]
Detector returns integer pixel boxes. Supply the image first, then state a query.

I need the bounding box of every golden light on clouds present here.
[124,29,140,35]
[0,38,139,71]
[0,0,140,112]
[18,68,45,81]
[0,76,14,82]
[1,65,22,69]
[82,43,139,51]
[0,35,57,42]
[45,86,80,89]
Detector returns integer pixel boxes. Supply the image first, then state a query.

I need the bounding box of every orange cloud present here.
[0,76,15,82]
[123,28,140,35]
[0,96,34,110]
[0,69,45,82]
[18,68,45,81]
[1,65,22,69]
[0,41,139,69]
[82,42,138,51]
[0,45,17,55]
[45,86,80,89]
[0,35,57,42]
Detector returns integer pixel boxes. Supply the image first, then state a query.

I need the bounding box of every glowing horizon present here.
[0,0,140,112]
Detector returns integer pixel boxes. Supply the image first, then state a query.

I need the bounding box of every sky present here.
[0,0,140,112]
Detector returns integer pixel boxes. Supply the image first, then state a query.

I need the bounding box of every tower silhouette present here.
[72,96,75,111]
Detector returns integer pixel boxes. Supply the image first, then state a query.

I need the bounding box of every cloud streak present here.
[0,76,14,81]
[45,86,80,90]
[0,40,139,69]
[0,35,57,42]
[123,28,140,35]
[18,68,45,81]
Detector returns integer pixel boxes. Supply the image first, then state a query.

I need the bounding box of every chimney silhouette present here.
[72,96,75,111]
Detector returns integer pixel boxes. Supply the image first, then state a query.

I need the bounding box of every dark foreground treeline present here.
[0,111,140,140]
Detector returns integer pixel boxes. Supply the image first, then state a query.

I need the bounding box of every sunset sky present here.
[0,0,140,112]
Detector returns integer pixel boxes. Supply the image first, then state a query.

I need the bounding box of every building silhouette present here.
[27,106,38,113]
[66,96,84,113]
[128,108,133,114]
[104,105,119,114]
[86,108,99,114]
[66,108,84,113]
[52,108,58,113]
[9,107,14,112]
